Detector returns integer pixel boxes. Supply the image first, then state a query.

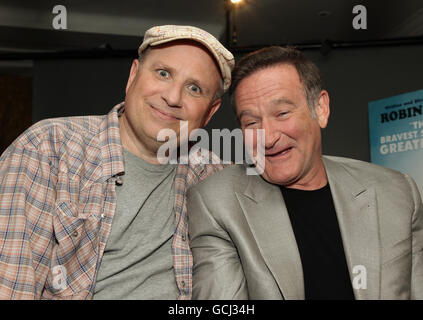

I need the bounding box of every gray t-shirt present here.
[93,148,178,299]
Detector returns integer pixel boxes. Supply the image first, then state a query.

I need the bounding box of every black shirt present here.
[280,183,355,300]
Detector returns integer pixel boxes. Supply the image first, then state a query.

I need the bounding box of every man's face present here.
[121,41,221,161]
[235,63,330,189]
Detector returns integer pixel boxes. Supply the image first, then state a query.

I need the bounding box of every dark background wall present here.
[0,74,32,153]
[33,58,131,122]
[32,44,423,162]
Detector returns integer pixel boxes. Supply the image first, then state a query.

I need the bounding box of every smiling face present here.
[120,41,222,163]
[235,63,330,190]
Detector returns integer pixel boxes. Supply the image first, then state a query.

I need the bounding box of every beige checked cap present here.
[138,25,235,91]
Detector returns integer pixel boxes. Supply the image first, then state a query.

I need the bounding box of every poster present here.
[368,89,423,196]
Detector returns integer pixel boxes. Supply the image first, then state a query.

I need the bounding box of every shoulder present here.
[185,148,236,187]
[324,155,409,182]
[1,114,106,172]
[323,155,419,203]
[188,164,250,197]
[11,115,104,152]
[187,165,254,224]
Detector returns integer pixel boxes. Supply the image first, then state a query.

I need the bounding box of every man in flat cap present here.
[0,25,234,299]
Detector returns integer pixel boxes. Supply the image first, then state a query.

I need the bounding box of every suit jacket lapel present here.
[323,157,381,300]
[237,158,381,300]
[236,174,305,299]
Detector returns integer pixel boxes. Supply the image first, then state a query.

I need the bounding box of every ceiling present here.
[1,0,423,57]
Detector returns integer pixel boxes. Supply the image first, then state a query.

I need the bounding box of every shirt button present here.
[181,234,186,241]
[181,281,186,288]
[72,230,79,237]
[101,213,105,219]
[115,176,123,186]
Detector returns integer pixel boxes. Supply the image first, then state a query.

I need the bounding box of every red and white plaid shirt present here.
[0,103,225,299]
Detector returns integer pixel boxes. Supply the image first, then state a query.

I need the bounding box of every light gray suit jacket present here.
[187,156,423,299]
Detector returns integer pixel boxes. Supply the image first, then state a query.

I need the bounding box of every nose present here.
[262,118,280,149]
[162,83,183,108]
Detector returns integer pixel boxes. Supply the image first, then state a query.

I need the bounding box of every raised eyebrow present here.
[150,62,210,95]
[151,62,175,74]
[186,78,210,95]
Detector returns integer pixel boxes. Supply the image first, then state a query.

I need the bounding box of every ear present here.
[202,98,222,127]
[125,59,139,95]
[315,90,330,129]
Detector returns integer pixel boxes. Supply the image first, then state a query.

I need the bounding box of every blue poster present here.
[368,89,423,196]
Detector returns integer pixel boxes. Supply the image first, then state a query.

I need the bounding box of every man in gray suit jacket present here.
[187,46,423,300]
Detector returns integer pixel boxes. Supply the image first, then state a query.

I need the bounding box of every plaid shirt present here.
[0,103,225,299]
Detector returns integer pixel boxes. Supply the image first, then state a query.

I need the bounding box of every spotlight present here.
[231,0,243,4]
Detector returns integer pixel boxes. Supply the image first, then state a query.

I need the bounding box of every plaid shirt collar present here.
[99,103,125,179]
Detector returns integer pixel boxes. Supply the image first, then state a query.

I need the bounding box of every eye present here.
[243,121,257,128]
[187,84,202,95]
[157,69,170,78]
[277,111,289,117]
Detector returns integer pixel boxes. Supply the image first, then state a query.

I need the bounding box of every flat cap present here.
[138,25,235,91]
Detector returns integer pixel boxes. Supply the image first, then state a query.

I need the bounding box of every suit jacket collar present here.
[239,173,305,299]
[323,156,381,300]
[238,157,381,300]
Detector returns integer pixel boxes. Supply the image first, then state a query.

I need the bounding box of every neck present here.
[118,115,161,164]
[285,157,328,191]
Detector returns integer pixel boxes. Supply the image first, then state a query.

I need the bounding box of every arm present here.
[188,187,248,300]
[406,174,423,299]
[0,141,55,299]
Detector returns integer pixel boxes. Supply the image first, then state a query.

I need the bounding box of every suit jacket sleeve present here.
[188,187,248,300]
[407,174,423,299]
